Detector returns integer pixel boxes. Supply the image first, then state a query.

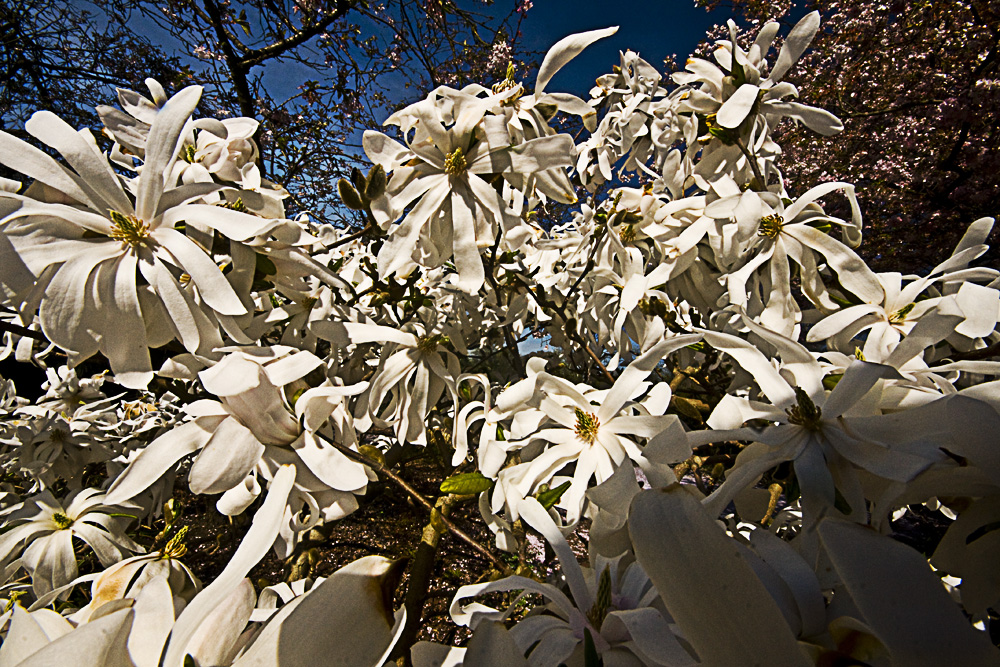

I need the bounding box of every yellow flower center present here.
[417,334,449,353]
[758,214,784,239]
[888,302,915,324]
[786,387,822,431]
[443,148,467,176]
[220,197,248,212]
[619,223,637,244]
[162,526,189,560]
[108,209,150,249]
[52,512,74,530]
[574,408,600,445]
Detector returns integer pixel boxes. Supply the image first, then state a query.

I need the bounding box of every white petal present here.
[716,84,760,129]
[819,518,1000,665]
[105,416,227,505]
[768,11,820,83]
[536,26,619,94]
[628,486,812,666]
[136,86,202,222]
[188,417,265,495]
[232,556,406,667]
[25,111,133,213]
[163,464,296,667]
[153,227,247,316]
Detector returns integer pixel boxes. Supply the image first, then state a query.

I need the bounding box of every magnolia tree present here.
[1,11,1000,667]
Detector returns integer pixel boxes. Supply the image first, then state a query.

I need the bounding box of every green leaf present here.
[440,471,493,495]
[536,481,571,510]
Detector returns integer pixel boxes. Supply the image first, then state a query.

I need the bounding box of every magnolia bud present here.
[350,166,366,191]
[365,164,387,200]
[338,178,365,210]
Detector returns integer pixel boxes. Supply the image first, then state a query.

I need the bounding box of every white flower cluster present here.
[0,12,999,666]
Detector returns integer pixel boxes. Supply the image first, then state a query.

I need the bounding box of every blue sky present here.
[517,1,731,96]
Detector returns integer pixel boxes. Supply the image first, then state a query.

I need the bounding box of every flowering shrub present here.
[1,11,999,666]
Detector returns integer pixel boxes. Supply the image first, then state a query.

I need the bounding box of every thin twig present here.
[949,341,1000,362]
[328,440,511,574]
[735,138,766,190]
[327,223,374,250]
[511,275,616,386]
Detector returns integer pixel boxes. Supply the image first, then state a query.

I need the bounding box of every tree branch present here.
[328,440,511,575]
[237,0,355,69]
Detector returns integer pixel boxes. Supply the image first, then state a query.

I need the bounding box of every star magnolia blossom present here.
[105,348,371,527]
[0,86,281,387]
[488,335,699,523]
[451,498,689,666]
[363,86,575,293]
[691,321,1000,521]
[0,489,140,597]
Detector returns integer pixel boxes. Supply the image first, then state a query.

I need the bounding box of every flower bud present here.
[338,178,365,210]
[365,164,387,200]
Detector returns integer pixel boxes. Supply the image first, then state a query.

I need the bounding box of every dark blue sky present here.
[517,1,731,96]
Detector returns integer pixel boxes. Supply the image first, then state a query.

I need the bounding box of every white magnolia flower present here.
[105,348,371,531]
[452,498,689,666]
[363,85,575,292]
[674,12,842,138]
[0,86,281,387]
[0,488,140,597]
[704,180,874,335]
[692,321,1000,523]
[487,335,698,523]
[311,318,463,447]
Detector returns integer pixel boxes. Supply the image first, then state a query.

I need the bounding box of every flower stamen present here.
[162,526,189,560]
[786,386,822,431]
[620,223,637,244]
[574,408,600,445]
[417,334,449,353]
[888,302,915,324]
[757,214,784,239]
[51,512,74,530]
[108,209,150,249]
[443,148,467,176]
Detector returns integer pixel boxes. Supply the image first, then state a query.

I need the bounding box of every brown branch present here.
[948,341,1000,362]
[237,0,355,69]
[327,223,375,250]
[202,0,256,120]
[511,274,616,386]
[735,137,766,190]
[483,230,527,379]
[328,440,511,574]
[0,321,46,342]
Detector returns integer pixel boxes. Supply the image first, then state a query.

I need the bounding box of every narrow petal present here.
[717,84,760,129]
[536,26,619,94]
[105,416,227,504]
[25,111,134,213]
[136,86,202,222]
[153,227,247,316]
[163,464,296,667]
[819,518,1000,665]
